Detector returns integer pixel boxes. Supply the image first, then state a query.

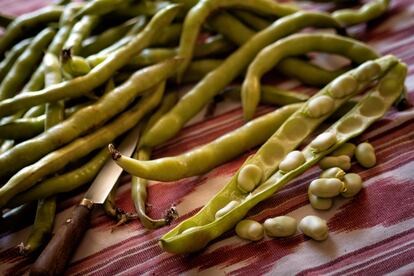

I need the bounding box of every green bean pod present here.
[241,33,379,120]
[233,10,271,30]
[21,4,81,93]
[181,59,223,83]
[0,28,56,100]
[103,182,137,228]
[81,16,146,56]
[18,197,56,255]
[0,116,44,140]
[223,85,310,106]
[63,15,99,55]
[151,23,183,47]
[0,38,32,84]
[94,35,233,69]
[7,148,109,208]
[21,48,66,256]
[92,16,148,57]
[0,82,165,208]
[209,12,348,87]
[74,0,130,19]
[333,0,390,27]
[0,6,63,57]
[114,1,171,17]
[0,58,181,180]
[276,57,351,87]
[160,58,406,253]
[140,11,342,148]
[0,4,180,118]
[176,0,299,80]
[112,104,301,181]
[129,91,179,229]
[62,53,91,78]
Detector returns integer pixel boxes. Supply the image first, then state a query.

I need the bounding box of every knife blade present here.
[30,125,141,276]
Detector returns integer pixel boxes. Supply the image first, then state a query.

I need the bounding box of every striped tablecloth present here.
[1,0,413,275]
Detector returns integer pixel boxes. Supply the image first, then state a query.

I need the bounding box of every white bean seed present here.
[307,95,335,118]
[355,142,376,168]
[235,219,264,241]
[331,143,356,158]
[319,155,351,170]
[320,167,346,179]
[299,215,329,241]
[215,200,239,219]
[309,178,344,198]
[279,151,305,172]
[263,216,297,237]
[310,132,337,152]
[237,164,263,192]
[341,173,363,197]
[308,191,333,210]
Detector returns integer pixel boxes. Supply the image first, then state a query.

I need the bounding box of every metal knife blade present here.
[30,124,141,276]
[84,124,141,204]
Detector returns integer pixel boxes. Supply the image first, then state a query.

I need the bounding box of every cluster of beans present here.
[235,215,328,242]
[307,141,376,210]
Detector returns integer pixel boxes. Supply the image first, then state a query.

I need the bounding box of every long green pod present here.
[209,12,349,87]
[81,16,146,56]
[7,148,109,208]
[223,85,310,106]
[0,82,165,208]
[63,15,99,55]
[0,4,180,118]
[152,23,183,47]
[0,28,56,100]
[20,50,66,256]
[0,116,45,140]
[21,4,81,93]
[0,38,32,84]
[131,90,179,229]
[131,147,178,229]
[241,33,379,120]
[113,104,301,181]
[0,58,181,179]
[333,0,390,27]
[181,59,223,83]
[140,11,342,148]
[277,57,351,87]
[176,0,298,80]
[159,58,406,254]
[103,181,137,228]
[92,35,233,68]
[18,198,56,255]
[114,1,171,17]
[91,16,148,57]
[233,10,271,30]
[74,0,131,19]
[0,6,63,57]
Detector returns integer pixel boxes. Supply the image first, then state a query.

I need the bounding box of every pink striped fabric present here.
[1,0,414,275]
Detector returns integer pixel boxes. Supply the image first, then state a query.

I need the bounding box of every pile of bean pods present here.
[0,0,408,257]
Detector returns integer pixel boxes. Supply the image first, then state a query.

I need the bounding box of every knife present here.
[30,125,141,276]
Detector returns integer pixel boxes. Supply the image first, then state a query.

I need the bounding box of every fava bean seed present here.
[309,178,344,198]
[308,191,333,210]
[306,95,335,118]
[355,142,376,168]
[310,132,337,152]
[235,219,264,241]
[329,75,358,98]
[320,167,346,179]
[341,173,363,198]
[237,164,263,193]
[263,216,297,237]
[299,215,329,241]
[319,155,351,170]
[331,142,356,158]
[215,200,239,219]
[354,60,382,81]
[279,151,305,173]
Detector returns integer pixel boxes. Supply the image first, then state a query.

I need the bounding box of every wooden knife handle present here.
[30,203,93,276]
